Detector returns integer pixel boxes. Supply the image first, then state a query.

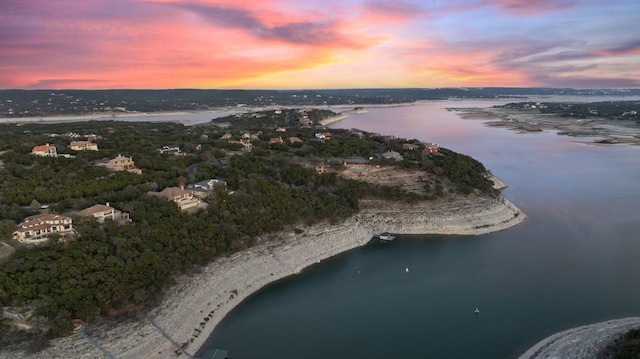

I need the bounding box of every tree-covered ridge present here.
[2,88,639,118]
[501,101,640,122]
[0,110,495,341]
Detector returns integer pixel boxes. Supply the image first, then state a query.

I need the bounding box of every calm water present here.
[199,100,640,358]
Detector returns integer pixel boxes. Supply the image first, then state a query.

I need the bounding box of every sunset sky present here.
[1,0,639,90]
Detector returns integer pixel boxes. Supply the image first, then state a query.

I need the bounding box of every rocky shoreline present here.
[0,194,525,359]
[357,195,524,236]
[519,317,640,359]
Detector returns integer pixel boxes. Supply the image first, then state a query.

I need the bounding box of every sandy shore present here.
[0,194,525,359]
[519,317,640,359]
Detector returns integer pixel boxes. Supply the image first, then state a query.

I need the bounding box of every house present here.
[147,187,206,211]
[288,136,303,144]
[299,116,313,126]
[158,145,183,155]
[380,151,404,161]
[228,139,253,151]
[343,157,370,166]
[423,142,439,155]
[12,214,73,244]
[217,158,231,168]
[31,143,57,157]
[98,154,142,174]
[77,202,130,223]
[69,141,98,151]
[402,143,420,151]
[315,164,327,174]
[276,127,287,132]
[269,137,284,144]
[187,179,227,198]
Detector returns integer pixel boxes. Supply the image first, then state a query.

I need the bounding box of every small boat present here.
[405,267,409,273]
[474,307,480,315]
[375,232,395,242]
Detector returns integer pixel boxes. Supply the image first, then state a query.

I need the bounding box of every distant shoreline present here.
[0,102,419,125]
[0,109,236,125]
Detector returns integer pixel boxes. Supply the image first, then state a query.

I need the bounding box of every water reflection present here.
[202,99,640,359]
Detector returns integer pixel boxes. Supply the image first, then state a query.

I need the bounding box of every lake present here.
[199,99,640,358]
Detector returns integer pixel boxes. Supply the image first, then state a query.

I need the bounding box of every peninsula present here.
[0,108,524,358]
[453,100,640,146]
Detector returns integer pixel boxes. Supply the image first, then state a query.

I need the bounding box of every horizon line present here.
[1,86,639,92]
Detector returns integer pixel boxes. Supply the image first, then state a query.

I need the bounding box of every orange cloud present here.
[1,0,638,89]
[397,43,534,87]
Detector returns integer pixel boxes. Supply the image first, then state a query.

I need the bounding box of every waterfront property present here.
[12,214,74,244]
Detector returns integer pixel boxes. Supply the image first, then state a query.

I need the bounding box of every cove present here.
[200,99,640,358]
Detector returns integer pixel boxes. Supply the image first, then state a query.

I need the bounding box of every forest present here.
[501,101,640,121]
[0,109,495,342]
[3,88,639,118]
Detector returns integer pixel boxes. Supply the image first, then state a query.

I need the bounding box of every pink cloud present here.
[361,1,426,22]
[595,40,640,57]
[490,0,576,15]
[1,0,637,89]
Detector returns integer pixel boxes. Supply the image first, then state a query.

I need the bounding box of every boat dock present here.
[374,231,395,242]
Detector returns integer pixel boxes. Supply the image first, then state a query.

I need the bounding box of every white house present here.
[13,214,73,244]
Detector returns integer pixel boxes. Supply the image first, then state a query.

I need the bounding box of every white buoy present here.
[405,267,409,273]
